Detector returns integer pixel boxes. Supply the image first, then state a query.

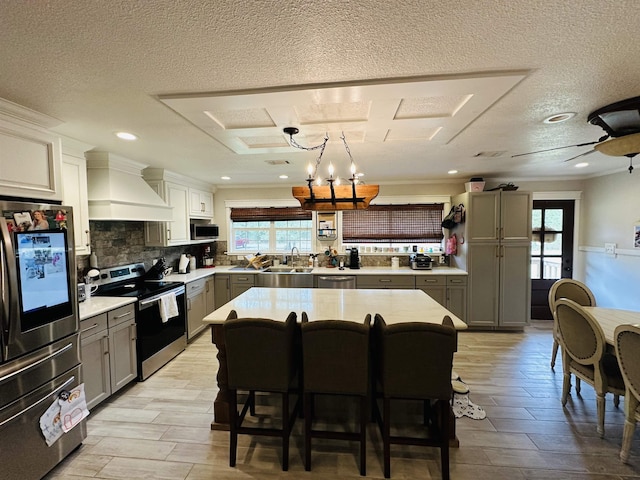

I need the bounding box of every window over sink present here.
[230,206,312,254]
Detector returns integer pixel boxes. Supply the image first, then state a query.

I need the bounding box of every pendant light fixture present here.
[284,127,379,211]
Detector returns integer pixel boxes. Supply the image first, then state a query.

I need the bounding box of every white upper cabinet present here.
[189,187,214,219]
[61,137,94,256]
[0,98,63,201]
[143,168,215,246]
[62,153,91,255]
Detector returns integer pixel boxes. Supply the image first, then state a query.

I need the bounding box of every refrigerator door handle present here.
[0,375,75,427]
[0,342,74,384]
[0,217,18,351]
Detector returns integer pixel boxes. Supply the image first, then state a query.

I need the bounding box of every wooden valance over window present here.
[342,204,444,243]
[230,206,312,222]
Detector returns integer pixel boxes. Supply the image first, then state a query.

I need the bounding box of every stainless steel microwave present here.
[190,223,219,240]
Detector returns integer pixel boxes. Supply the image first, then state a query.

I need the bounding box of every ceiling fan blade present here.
[563,149,597,163]
[511,140,601,158]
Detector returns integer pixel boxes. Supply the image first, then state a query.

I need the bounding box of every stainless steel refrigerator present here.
[0,200,86,480]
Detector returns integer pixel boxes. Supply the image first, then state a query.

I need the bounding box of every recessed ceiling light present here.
[575,162,589,168]
[221,176,231,180]
[115,131,137,140]
[543,112,576,124]
[448,170,458,175]
[356,173,364,177]
[279,174,289,179]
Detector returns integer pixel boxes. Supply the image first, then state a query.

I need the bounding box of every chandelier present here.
[284,127,379,211]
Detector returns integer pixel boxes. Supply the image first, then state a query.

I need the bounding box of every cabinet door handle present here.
[85,229,90,247]
[113,311,133,320]
[82,323,100,333]
[449,279,462,284]
[379,279,391,283]
[424,279,437,283]
[167,228,171,240]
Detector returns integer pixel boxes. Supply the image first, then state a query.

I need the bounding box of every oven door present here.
[136,286,186,380]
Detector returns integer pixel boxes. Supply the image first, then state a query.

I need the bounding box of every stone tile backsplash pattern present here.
[77,221,215,279]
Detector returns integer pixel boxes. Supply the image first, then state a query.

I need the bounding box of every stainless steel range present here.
[93,263,187,381]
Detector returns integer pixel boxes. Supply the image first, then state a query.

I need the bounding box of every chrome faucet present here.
[291,246,300,268]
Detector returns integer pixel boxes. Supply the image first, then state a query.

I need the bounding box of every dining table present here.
[583,306,640,345]
[202,287,467,437]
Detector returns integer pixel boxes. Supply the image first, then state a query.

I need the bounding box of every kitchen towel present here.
[40,383,90,446]
[159,292,179,323]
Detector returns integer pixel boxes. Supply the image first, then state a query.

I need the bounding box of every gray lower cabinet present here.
[80,313,110,410]
[416,275,467,322]
[186,278,207,341]
[415,276,447,305]
[231,274,255,299]
[446,276,467,322]
[214,274,230,309]
[356,275,415,289]
[108,305,137,392]
[80,303,137,410]
[214,273,255,309]
[205,276,215,315]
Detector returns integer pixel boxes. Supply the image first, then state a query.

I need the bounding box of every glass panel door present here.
[530,200,575,320]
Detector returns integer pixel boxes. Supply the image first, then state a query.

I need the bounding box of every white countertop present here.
[79,296,136,320]
[208,265,467,276]
[203,287,467,330]
[163,267,217,283]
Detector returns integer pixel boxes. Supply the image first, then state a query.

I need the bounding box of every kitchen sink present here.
[263,266,314,273]
[256,267,314,288]
[263,266,296,272]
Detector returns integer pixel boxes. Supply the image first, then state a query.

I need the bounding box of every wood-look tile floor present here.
[44,321,640,479]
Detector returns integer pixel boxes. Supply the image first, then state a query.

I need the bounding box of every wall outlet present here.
[604,243,616,255]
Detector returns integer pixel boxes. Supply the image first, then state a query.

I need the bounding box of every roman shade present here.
[342,204,444,243]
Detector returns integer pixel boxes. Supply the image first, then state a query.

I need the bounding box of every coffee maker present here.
[348,247,360,269]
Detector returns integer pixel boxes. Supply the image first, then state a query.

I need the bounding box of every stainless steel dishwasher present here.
[316,275,357,289]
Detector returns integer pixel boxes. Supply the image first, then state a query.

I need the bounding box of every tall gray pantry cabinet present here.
[451,190,532,328]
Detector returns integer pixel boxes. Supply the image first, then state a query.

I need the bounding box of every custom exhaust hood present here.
[85,151,173,222]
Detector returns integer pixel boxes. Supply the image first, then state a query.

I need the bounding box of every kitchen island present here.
[203,287,466,433]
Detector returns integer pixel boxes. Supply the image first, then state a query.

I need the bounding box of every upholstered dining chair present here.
[614,324,640,463]
[555,299,625,438]
[223,310,300,471]
[548,278,596,370]
[300,313,371,476]
[372,314,456,480]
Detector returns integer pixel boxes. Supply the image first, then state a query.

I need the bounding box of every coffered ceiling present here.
[1,1,639,187]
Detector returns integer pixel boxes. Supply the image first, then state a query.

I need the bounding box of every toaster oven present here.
[410,253,433,270]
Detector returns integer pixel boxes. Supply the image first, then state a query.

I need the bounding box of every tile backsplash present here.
[76,221,219,279]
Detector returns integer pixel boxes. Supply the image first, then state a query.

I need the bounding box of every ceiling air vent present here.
[473,151,507,158]
[265,160,290,165]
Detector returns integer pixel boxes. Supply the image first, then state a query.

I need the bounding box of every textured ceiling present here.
[1,0,639,187]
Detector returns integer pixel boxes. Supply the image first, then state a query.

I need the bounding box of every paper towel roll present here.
[178,254,189,273]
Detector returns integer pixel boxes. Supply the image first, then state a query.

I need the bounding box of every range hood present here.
[85,151,173,222]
